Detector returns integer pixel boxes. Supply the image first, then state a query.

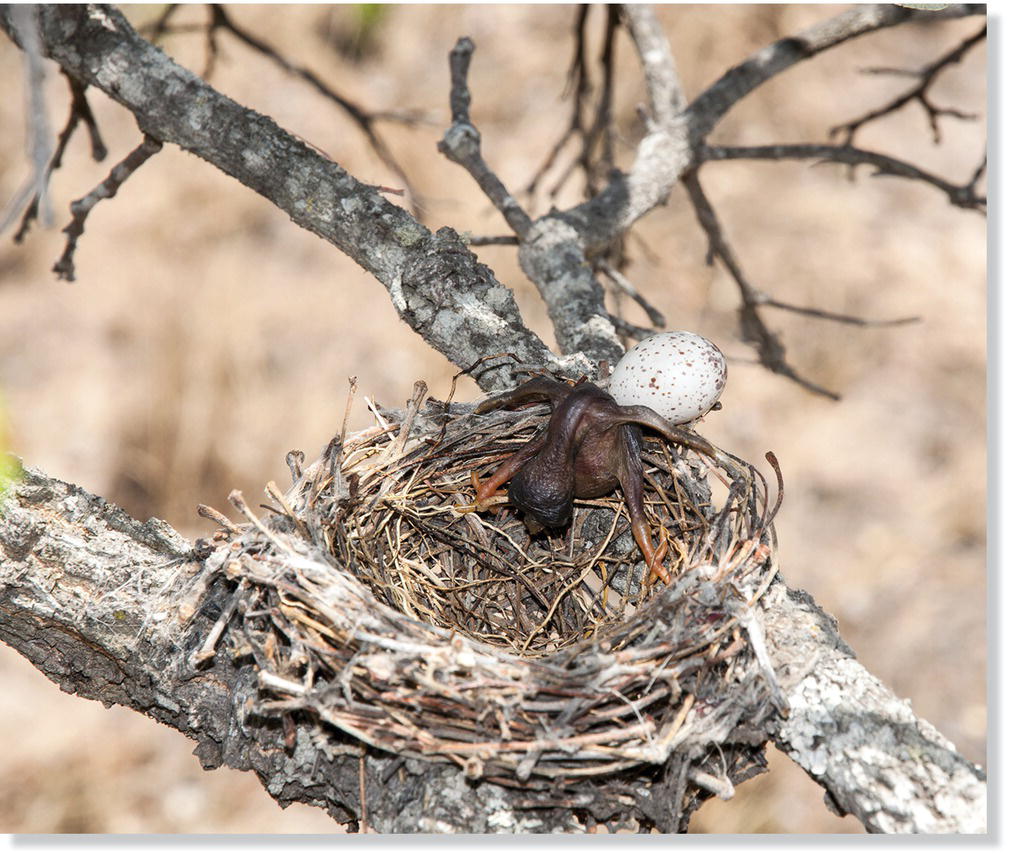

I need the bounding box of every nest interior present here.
[188,380,784,791]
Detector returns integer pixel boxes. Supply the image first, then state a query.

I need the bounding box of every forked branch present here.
[832,23,986,145]
[52,133,163,282]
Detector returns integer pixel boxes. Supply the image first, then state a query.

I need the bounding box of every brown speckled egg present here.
[608,331,727,424]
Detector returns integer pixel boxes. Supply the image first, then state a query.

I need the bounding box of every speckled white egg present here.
[608,331,727,424]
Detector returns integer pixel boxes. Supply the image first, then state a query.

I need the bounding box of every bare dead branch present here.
[466,234,520,247]
[598,261,666,329]
[682,169,840,401]
[14,72,108,244]
[831,23,986,145]
[525,6,622,204]
[702,142,986,213]
[0,4,569,389]
[523,6,591,200]
[0,5,54,236]
[607,313,657,342]
[623,3,686,123]
[757,296,920,329]
[53,133,163,282]
[437,35,621,365]
[559,4,983,252]
[437,37,533,238]
[138,3,181,43]
[689,4,984,141]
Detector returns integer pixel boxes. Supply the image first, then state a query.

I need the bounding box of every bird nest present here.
[188,379,785,788]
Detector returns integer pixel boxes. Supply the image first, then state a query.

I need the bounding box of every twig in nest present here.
[53,133,163,282]
[196,503,242,536]
[831,23,985,146]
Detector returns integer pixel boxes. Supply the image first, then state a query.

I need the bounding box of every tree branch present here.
[682,169,841,401]
[436,35,623,366]
[702,142,986,213]
[0,4,576,390]
[13,71,108,243]
[0,462,985,832]
[0,464,592,833]
[437,37,533,238]
[688,4,985,141]
[623,3,686,123]
[761,583,986,833]
[52,133,163,282]
[202,4,423,216]
[832,23,986,146]
[559,3,983,251]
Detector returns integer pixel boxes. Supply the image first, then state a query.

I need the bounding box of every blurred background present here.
[0,4,986,834]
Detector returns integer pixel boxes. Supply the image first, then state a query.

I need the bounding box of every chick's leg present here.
[471,433,546,510]
[616,426,670,584]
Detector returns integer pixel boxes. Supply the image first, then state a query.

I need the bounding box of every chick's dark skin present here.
[471,378,715,584]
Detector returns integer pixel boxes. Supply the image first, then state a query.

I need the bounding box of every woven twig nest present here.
[190,378,784,789]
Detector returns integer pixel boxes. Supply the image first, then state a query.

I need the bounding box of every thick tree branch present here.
[0,463,985,832]
[761,583,986,834]
[0,465,593,833]
[0,4,582,390]
[623,3,686,123]
[561,4,983,251]
[202,4,423,215]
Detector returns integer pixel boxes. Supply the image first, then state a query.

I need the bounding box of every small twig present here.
[190,578,249,667]
[52,133,163,282]
[702,142,985,213]
[14,72,107,243]
[358,756,370,833]
[196,504,243,536]
[138,4,181,43]
[757,295,920,328]
[682,169,840,401]
[831,23,986,146]
[438,37,533,239]
[607,314,658,342]
[524,5,591,200]
[466,234,520,247]
[688,767,734,801]
[598,262,666,328]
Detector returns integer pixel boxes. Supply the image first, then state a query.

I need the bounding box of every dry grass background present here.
[0,4,986,834]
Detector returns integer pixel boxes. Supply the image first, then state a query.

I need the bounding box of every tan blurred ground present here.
[0,4,985,834]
